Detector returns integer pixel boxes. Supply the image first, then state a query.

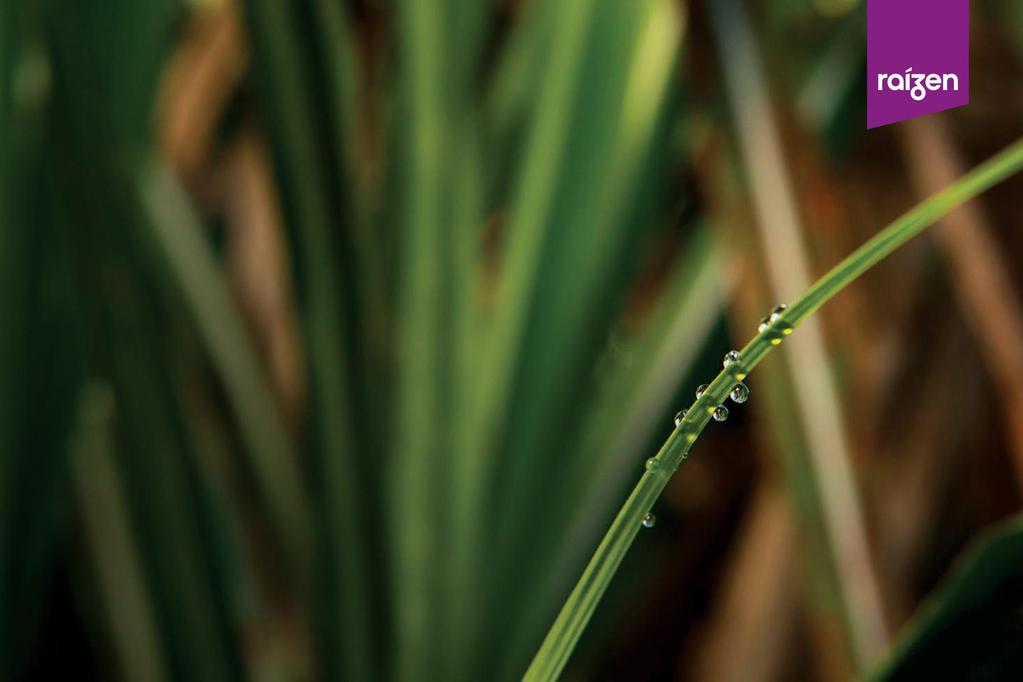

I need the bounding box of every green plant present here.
[525,136,1023,682]
[866,512,1023,681]
[7,0,1023,678]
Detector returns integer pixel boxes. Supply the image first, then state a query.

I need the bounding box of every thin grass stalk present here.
[240,0,375,676]
[138,161,314,590]
[457,0,598,537]
[449,0,599,672]
[393,0,487,673]
[708,0,888,664]
[703,137,864,673]
[524,136,1023,681]
[2,17,83,676]
[411,27,486,664]
[482,8,686,674]
[391,0,449,676]
[690,478,796,682]
[500,227,724,679]
[440,133,486,682]
[483,0,555,192]
[865,513,1023,682]
[73,382,170,682]
[492,0,684,548]
[872,320,979,619]
[900,116,1023,493]
[98,257,239,682]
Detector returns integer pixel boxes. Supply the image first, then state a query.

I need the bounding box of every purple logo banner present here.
[867,0,969,129]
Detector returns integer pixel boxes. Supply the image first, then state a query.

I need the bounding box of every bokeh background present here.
[3,0,1023,680]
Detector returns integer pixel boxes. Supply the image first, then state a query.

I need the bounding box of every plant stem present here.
[709,0,887,663]
[523,135,1023,682]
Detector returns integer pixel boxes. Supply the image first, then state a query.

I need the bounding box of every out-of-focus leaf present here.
[388,0,482,676]
[524,134,1023,682]
[453,1,688,677]
[501,225,725,679]
[240,0,377,677]
[137,161,314,590]
[445,0,606,675]
[0,7,83,677]
[709,0,888,666]
[868,514,1023,681]
[42,1,247,678]
[73,382,170,682]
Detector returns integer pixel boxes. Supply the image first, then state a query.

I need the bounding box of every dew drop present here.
[696,383,709,399]
[758,304,788,333]
[722,350,741,368]
[730,381,749,403]
[713,405,729,422]
[645,457,658,471]
[642,513,656,528]
[674,409,687,427]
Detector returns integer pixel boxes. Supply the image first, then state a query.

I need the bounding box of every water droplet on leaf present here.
[696,384,709,399]
[758,304,788,333]
[674,409,687,427]
[713,405,729,422]
[723,350,741,368]
[642,513,656,528]
[730,381,749,403]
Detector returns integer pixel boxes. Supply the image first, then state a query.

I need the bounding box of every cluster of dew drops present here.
[641,305,790,530]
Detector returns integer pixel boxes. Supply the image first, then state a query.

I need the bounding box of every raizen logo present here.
[867,0,969,129]
[876,69,960,102]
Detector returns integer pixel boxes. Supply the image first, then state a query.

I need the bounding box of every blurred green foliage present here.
[3,0,1023,680]
[1,0,702,679]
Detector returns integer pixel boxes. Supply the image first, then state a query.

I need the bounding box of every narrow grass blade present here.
[309,0,360,167]
[457,2,686,676]
[109,340,240,682]
[448,0,601,670]
[691,478,796,682]
[57,182,243,682]
[389,0,461,676]
[137,160,314,590]
[240,0,376,676]
[502,226,724,679]
[900,116,1023,493]
[557,228,723,555]
[494,0,686,548]
[439,133,486,682]
[708,0,888,665]
[704,149,861,673]
[872,321,981,605]
[524,136,1023,682]
[483,0,556,192]
[73,382,170,682]
[0,16,81,675]
[867,513,1023,681]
